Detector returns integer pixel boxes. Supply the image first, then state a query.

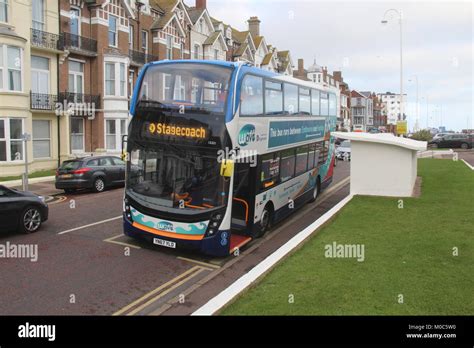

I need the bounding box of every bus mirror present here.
[220,159,234,177]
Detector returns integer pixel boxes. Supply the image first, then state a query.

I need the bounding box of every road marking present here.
[103,234,141,249]
[461,159,474,170]
[192,193,355,316]
[177,256,221,269]
[113,265,209,316]
[57,216,122,235]
[126,267,209,316]
[48,195,67,205]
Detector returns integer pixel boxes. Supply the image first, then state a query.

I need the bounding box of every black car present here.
[429,134,473,149]
[55,156,126,193]
[0,185,49,234]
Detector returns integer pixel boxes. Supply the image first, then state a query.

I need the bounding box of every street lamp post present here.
[409,75,419,132]
[381,9,403,136]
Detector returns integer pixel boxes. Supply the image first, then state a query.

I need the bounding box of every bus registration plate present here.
[153,238,176,249]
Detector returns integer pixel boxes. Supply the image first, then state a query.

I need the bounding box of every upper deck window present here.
[137,63,232,114]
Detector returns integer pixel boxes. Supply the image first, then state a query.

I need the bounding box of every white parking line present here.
[57,216,122,235]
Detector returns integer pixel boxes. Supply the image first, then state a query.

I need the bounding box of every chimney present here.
[298,58,304,74]
[333,71,342,82]
[247,16,261,37]
[196,0,206,9]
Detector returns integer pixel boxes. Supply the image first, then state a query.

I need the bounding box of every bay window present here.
[0,45,22,91]
[0,0,8,23]
[0,118,24,162]
[105,61,128,97]
[105,118,128,151]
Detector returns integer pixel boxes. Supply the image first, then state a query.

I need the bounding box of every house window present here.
[128,70,134,98]
[120,63,125,97]
[1,45,22,91]
[70,7,80,36]
[0,118,24,161]
[105,63,115,96]
[166,35,172,59]
[68,60,84,98]
[129,24,134,50]
[194,44,200,59]
[0,0,8,23]
[108,15,118,47]
[180,42,184,59]
[32,120,50,158]
[105,119,127,151]
[214,49,218,60]
[32,0,44,30]
[141,30,148,53]
[31,56,49,95]
[70,117,84,152]
[105,62,127,97]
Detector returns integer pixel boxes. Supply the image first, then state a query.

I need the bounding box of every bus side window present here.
[241,75,263,116]
[295,145,309,176]
[260,153,279,191]
[308,143,317,169]
[280,149,296,182]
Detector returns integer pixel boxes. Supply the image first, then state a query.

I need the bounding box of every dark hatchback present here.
[0,185,49,234]
[429,134,473,149]
[55,156,126,193]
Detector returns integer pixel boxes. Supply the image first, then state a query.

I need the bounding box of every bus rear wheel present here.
[256,206,272,238]
[309,177,321,203]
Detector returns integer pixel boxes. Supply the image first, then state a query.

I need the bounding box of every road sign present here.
[397,121,408,135]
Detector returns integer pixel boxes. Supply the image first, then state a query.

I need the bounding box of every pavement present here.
[0,161,351,315]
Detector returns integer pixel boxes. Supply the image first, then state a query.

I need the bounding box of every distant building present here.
[333,71,351,131]
[351,90,373,131]
[377,92,407,125]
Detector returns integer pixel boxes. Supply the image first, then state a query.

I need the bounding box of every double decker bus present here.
[123,60,337,257]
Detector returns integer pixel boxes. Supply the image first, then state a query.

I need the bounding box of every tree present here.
[411,129,433,141]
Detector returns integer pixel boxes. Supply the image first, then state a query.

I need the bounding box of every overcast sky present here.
[194,0,473,131]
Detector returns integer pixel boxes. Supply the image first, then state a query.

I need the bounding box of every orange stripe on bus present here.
[132,222,205,241]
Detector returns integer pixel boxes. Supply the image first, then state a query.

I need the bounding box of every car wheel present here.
[93,177,106,193]
[461,143,469,149]
[20,206,42,234]
[255,205,272,238]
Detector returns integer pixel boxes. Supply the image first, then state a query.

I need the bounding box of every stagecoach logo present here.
[238,124,256,146]
[157,221,174,231]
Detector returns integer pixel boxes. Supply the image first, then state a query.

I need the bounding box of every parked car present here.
[429,134,473,149]
[432,132,452,141]
[55,156,126,194]
[0,185,49,234]
[336,140,351,161]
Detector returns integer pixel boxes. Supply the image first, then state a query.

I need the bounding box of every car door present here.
[111,157,126,183]
[0,187,23,231]
[439,135,451,148]
[99,157,120,185]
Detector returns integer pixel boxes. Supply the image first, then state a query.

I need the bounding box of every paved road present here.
[0,161,350,315]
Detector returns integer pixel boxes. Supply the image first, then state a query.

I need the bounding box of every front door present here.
[231,162,256,235]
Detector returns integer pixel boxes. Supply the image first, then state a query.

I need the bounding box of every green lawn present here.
[222,159,474,315]
[0,169,56,182]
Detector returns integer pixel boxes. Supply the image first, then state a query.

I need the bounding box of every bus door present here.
[231,161,256,236]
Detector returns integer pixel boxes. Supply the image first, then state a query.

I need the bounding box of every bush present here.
[411,129,433,141]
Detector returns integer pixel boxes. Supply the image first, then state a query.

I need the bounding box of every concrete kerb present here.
[0,176,56,188]
[192,193,355,316]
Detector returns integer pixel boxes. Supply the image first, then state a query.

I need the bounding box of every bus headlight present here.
[124,199,133,221]
[205,212,223,236]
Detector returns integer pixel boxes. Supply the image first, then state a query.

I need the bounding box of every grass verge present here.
[0,169,56,182]
[222,159,474,315]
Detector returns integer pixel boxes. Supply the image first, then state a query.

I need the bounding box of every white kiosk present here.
[332,132,427,197]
